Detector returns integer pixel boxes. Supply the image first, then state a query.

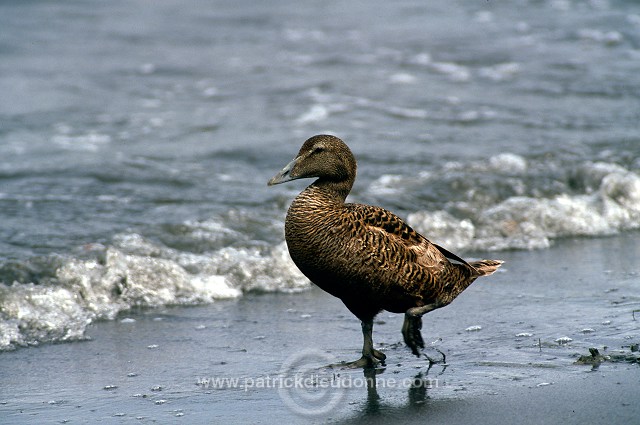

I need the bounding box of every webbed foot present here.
[343,349,386,369]
[402,314,425,357]
[402,304,441,357]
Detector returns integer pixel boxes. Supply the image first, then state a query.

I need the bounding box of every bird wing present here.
[341,203,457,273]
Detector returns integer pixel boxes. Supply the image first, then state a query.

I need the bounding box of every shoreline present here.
[1,234,639,423]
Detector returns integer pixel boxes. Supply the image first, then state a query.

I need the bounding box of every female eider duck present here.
[268,135,503,368]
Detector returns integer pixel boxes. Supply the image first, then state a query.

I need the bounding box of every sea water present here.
[1,0,639,350]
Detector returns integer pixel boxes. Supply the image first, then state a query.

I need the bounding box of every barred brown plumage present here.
[268,134,503,368]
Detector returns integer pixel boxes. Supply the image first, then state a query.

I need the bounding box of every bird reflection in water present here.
[359,361,445,417]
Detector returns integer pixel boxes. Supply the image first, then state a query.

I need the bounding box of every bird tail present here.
[470,260,503,276]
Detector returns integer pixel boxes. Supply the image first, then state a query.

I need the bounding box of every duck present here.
[268,134,503,368]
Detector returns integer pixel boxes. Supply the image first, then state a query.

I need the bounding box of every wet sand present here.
[1,234,639,424]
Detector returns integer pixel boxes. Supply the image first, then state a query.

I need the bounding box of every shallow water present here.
[1,0,640,349]
[0,236,638,423]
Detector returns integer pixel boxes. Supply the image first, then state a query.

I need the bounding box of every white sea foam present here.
[0,282,92,349]
[478,62,521,82]
[389,73,417,84]
[51,132,112,152]
[406,53,453,75]
[577,28,623,45]
[349,95,428,120]
[383,159,640,252]
[429,62,471,82]
[200,243,309,293]
[475,167,640,250]
[295,102,349,124]
[368,174,405,196]
[409,52,432,66]
[385,106,429,119]
[296,104,329,124]
[488,153,527,174]
[0,239,308,351]
[407,211,475,251]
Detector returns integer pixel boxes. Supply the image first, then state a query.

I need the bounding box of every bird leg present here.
[402,304,439,357]
[345,319,386,368]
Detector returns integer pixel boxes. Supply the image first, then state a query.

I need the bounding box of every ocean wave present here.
[407,210,475,251]
[405,160,640,251]
[2,156,638,351]
[0,237,308,351]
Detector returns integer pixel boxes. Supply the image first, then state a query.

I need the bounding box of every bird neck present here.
[308,178,353,203]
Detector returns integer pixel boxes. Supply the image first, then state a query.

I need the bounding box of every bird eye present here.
[312,146,325,154]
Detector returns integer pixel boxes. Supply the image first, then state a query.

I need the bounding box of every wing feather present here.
[343,204,449,272]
